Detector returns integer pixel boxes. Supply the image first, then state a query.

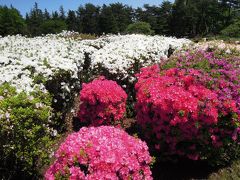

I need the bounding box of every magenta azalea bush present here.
[135,64,239,164]
[45,126,153,179]
[78,77,127,126]
[164,50,240,115]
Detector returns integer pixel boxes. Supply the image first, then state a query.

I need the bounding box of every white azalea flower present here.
[0,32,190,94]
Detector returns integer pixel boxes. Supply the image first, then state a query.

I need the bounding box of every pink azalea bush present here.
[135,65,239,163]
[45,126,153,179]
[78,77,127,126]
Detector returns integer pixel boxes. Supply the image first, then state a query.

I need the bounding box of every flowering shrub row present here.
[135,65,239,164]
[78,77,127,126]
[45,126,153,180]
[0,34,190,94]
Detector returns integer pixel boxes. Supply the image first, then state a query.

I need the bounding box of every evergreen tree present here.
[59,5,65,20]
[157,1,173,35]
[170,0,189,37]
[40,19,67,34]
[43,8,50,20]
[26,2,44,36]
[109,3,133,32]
[170,0,222,37]
[125,21,154,35]
[0,6,26,36]
[135,4,159,33]
[99,4,118,34]
[52,11,59,20]
[219,0,240,26]
[77,3,100,34]
[66,10,78,31]
[0,1,239,37]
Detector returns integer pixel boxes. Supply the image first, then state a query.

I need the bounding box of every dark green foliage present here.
[76,3,100,34]
[59,6,65,20]
[43,8,50,20]
[134,5,158,34]
[66,10,78,31]
[0,6,26,36]
[125,21,154,35]
[171,0,223,37]
[40,19,67,34]
[99,5,118,34]
[25,2,44,36]
[221,19,240,37]
[109,3,133,32]
[157,1,173,35]
[135,3,172,35]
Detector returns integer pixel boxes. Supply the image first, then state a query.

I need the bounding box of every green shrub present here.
[0,83,57,179]
[221,20,240,38]
[125,22,154,35]
[0,6,26,36]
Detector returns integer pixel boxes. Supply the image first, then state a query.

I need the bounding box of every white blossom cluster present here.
[193,40,240,53]
[55,30,80,38]
[90,34,191,82]
[0,34,95,93]
[0,33,191,93]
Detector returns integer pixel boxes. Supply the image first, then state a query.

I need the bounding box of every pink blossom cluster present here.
[45,126,152,180]
[78,77,127,126]
[135,65,238,160]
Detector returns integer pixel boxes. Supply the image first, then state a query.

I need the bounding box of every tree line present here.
[0,0,239,38]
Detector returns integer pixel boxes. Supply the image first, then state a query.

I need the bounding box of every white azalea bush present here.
[91,35,191,83]
[0,34,95,93]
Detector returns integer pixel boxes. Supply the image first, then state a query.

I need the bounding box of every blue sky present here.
[0,0,174,16]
